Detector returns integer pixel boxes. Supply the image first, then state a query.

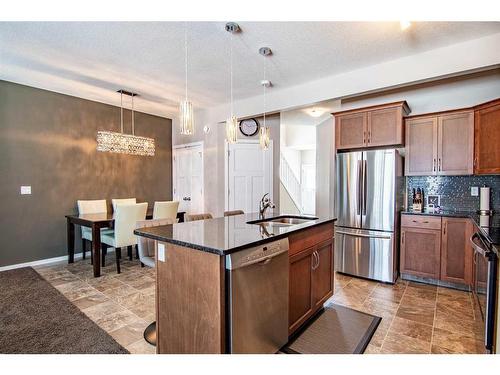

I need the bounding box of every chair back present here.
[186,213,213,222]
[112,198,137,212]
[77,199,107,236]
[153,201,179,221]
[136,218,174,268]
[224,210,244,217]
[114,203,148,248]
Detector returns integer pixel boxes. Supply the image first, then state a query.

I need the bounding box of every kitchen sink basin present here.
[247,215,318,226]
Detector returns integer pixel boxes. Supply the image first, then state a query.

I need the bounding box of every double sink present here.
[247,215,318,228]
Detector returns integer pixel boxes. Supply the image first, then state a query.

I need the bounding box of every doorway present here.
[173,142,204,214]
[225,140,273,214]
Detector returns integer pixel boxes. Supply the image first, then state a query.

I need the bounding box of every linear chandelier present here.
[97,90,155,157]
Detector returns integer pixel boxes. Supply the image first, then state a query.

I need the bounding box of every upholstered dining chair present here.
[153,201,179,221]
[100,202,148,273]
[136,218,175,346]
[186,213,213,222]
[111,198,137,212]
[77,199,113,263]
[224,210,244,217]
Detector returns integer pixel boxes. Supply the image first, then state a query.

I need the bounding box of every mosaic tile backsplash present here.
[406,175,500,212]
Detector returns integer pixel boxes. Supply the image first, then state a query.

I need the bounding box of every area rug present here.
[282,304,381,354]
[0,267,128,354]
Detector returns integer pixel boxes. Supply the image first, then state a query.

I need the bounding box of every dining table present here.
[66,209,185,277]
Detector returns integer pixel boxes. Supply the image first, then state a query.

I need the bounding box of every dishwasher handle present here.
[226,239,289,270]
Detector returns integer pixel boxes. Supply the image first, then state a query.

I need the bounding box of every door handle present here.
[433,158,436,172]
[357,160,362,216]
[336,230,392,240]
[183,197,191,201]
[443,222,446,235]
[402,232,405,245]
[438,158,442,172]
[362,160,367,215]
[311,251,319,270]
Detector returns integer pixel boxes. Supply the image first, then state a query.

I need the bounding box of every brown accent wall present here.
[0,80,172,266]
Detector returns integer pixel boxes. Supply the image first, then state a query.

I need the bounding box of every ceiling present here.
[1,22,499,118]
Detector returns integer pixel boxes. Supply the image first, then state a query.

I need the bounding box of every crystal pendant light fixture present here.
[97,90,155,156]
[180,22,194,135]
[259,47,272,150]
[225,22,240,144]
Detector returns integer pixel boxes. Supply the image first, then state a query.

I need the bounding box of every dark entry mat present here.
[282,304,381,354]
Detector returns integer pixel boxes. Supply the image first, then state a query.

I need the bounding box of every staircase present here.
[279,152,302,213]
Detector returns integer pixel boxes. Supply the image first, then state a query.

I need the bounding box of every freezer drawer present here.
[335,228,396,283]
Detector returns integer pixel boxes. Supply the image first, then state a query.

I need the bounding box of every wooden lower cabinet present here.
[289,237,334,335]
[440,217,473,285]
[400,215,473,288]
[400,226,441,279]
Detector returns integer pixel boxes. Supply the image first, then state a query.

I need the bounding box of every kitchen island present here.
[134,211,336,354]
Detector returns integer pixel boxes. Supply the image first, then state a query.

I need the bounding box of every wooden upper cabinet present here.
[440,217,473,285]
[405,109,474,176]
[335,112,367,150]
[405,117,438,176]
[334,101,409,151]
[438,111,474,175]
[474,99,500,174]
[367,105,406,147]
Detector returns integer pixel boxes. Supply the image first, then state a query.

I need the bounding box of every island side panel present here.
[155,242,225,354]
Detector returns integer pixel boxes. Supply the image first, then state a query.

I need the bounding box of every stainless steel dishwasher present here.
[226,238,289,353]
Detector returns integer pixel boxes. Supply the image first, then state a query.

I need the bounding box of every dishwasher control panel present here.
[225,238,289,270]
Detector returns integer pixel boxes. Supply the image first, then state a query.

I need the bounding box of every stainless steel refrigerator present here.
[335,149,404,283]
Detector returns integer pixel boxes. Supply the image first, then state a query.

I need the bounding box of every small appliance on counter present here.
[412,188,423,213]
[479,186,493,215]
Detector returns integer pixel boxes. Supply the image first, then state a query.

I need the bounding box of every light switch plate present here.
[20,186,31,195]
[158,243,166,262]
[471,186,479,196]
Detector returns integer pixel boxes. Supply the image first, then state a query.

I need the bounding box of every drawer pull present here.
[412,219,429,224]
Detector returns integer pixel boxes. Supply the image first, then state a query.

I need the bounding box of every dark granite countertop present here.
[134,211,336,256]
[401,210,500,250]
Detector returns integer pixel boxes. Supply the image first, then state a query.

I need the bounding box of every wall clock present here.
[239,118,259,137]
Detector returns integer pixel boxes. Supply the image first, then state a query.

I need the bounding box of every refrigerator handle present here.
[357,160,362,216]
[362,160,367,215]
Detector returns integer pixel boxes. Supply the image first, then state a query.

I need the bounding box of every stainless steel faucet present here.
[259,193,275,217]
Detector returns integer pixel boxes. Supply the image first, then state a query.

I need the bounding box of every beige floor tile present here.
[94,309,141,333]
[363,344,380,354]
[72,292,110,310]
[380,331,431,354]
[126,339,156,354]
[396,304,435,326]
[362,297,399,319]
[110,320,150,347]
[431,328,484,354]
[388,316,433,342]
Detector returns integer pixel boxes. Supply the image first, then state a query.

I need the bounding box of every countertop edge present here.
[134,217,337,256]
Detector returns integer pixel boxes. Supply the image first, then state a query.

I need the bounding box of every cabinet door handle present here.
[363,131,366,144]
[402,232,405,245]
[433,158,436,172]
[438,158,442,172]
[443,223,446,235]
[367,131,371,144]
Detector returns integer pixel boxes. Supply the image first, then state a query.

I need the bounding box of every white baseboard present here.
[0,251,92,272]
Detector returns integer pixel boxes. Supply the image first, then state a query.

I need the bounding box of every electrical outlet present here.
[158,243,166,262]
[471,186,479,196]
[20,186,31,195]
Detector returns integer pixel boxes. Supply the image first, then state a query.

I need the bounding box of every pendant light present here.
[259,47,272,150]
[225,22,239,144]
[96,90,155,156]
[180,22,194,135]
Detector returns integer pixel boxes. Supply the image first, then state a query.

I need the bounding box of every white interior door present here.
[173,143,204,214]
[227,141,273,214]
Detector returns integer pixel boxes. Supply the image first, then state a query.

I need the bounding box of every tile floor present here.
[36,258,484,354]
[327,273,485,354]
[36,256,156,354]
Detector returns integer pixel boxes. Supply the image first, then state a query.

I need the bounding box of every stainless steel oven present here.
[470,231,498,353]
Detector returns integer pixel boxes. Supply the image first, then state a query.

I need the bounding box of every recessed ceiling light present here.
[309,109,323,118]
[400,21,411,31]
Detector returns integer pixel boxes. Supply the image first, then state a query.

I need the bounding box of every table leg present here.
[92,224,101,277]
[67,218,75,263]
